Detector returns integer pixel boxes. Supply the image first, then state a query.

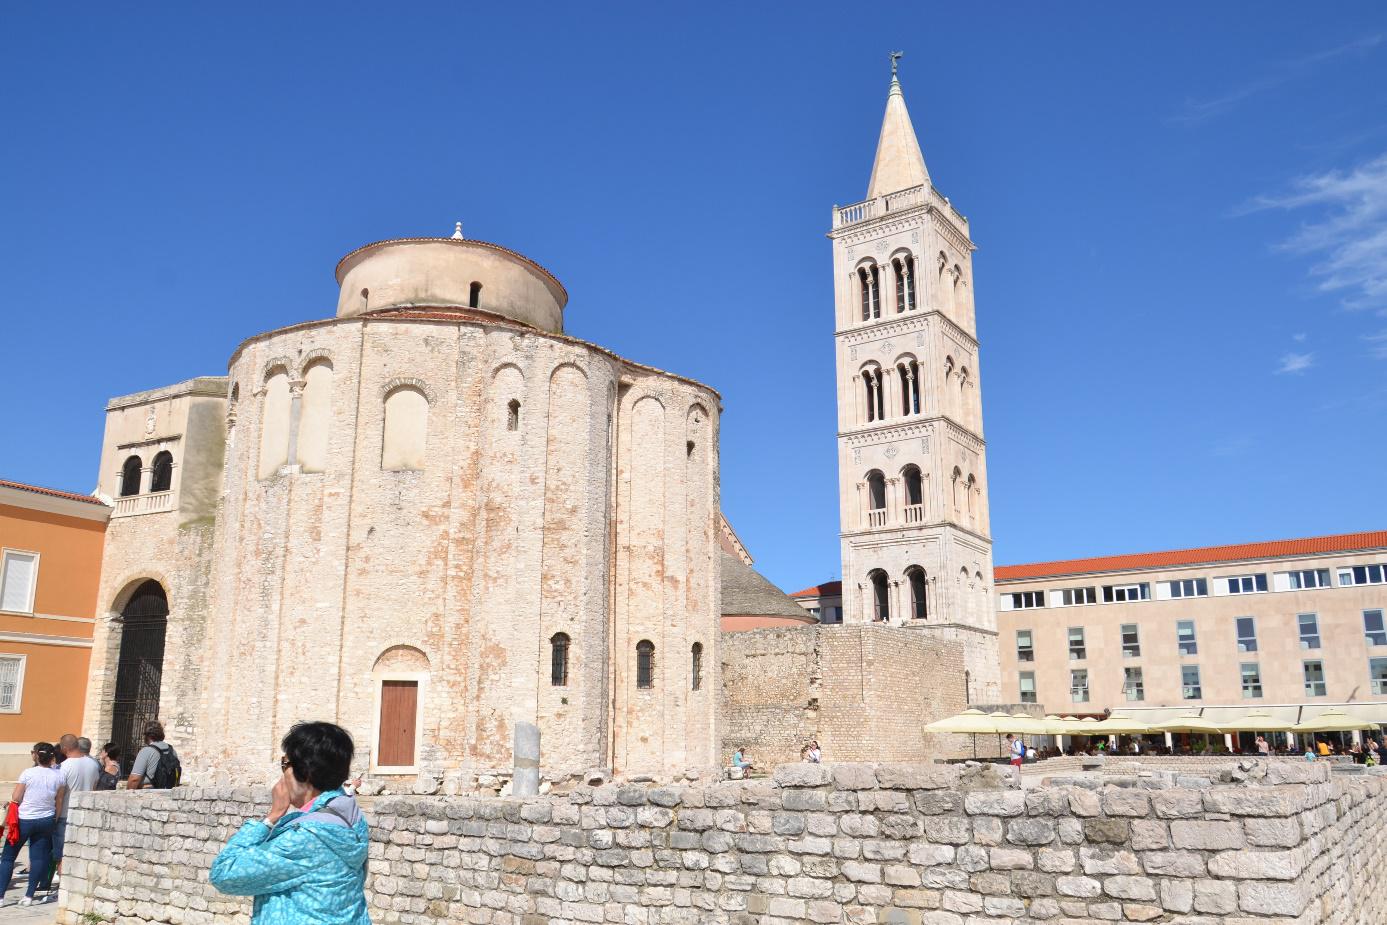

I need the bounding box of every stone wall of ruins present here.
[719,625,976,767]
[60,758,1386,924]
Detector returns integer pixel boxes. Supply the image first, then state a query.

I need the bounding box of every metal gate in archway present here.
[110,580,168,775]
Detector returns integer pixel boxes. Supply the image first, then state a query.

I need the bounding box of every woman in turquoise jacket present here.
[211,722,371,924]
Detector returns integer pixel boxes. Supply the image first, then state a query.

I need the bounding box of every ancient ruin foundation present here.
[58,758,1387,924]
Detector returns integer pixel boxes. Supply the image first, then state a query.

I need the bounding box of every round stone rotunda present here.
[87,229,723,786]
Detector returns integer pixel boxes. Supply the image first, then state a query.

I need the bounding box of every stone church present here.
[86,229,722,784]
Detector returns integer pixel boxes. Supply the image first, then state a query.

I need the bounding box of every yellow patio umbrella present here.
[1152,713,1225,733]
[1292,709,1377,733]
[1227,710,1297,733]
[999,712,1053,735]
[1085,713,1153,734]
[924,709,1008,734]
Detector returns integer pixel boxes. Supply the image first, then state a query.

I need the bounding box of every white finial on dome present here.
[451,221,464,240]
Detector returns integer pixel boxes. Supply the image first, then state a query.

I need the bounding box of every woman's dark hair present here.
[282,722,354,791]
[33,742,56,766]
[101,742,121,762]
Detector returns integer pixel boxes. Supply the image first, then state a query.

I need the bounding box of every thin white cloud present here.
[1171,34,1383,126]
[1246,153,1387,311]
[1292,332,1308,342]
[1276,352,1316,374]
[1366,330,1387,359]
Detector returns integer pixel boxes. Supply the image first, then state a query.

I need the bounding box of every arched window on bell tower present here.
[906,566,928,621]
[893,255,916,313]
[902,465,923,523]
[858,265,880,321]
[896,360,919,416]
[861,366,884,423]
[868,569,890,622]
[865,470,886,527]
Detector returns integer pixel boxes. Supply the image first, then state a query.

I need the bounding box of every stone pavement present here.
[0,847,60,925]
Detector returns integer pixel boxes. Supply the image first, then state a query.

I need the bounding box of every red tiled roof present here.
[0,478,107,507]
[995,530,1387,581]
[791,580,842,599]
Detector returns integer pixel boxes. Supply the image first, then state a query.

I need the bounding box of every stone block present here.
[1122,903,1163,921]
[1067,789,1101,817]
[1238,880,1308,916]
[922,817,971,845]
[1139,850,1206,877]
[1055,875,1102,898]
[875,765,961,790]
[1102,875,1156,902]
[1159,878,1193,913]
[1100,789,1150,817]
[1079,846,1141,876]
[1193,879,1236,914]
[914,792,962,816]
[1207,848,1302,881]
[1243,816,1302,847]
[1149,790,1204,819]
[1037,848,1074,873]
[971,816,1003,846]
[1170,820,1245,850]
[774,765,832,788]
[987,848,1033,870]
[962,791,1025,817]
[1129,819,1168,850]
[1082,818,1129,845]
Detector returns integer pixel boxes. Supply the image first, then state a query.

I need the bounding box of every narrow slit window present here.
[636,640,655,689]
[469,281,482,308]
[550,633,569,687]
[507,399,521,431]
[691,642,703,691]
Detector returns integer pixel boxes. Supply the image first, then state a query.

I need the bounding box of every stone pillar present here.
[513,722,540,797]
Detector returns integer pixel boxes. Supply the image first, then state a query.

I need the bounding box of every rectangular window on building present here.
[1054,586,1096,607]
[1303,660,1327,697]
[1236,616,1258,653]
[1181,664,1202,700]
[1283,569,1331,590]
[1177,620,1198,656]
[1298,613,1321,650]
[1103,583,1150,603]
[1338,565,1387,587]
[0,550,39,615]
[1068,627,1086,661]
[1225,574,1268,595]
[1123,666,1144,701]
[1365,610,1387,647]
[1004,591,1046,610]
[1166,578,1208,599]
[1121,623,1141,658]
[1240,662,1263,699]
[1372,658,1387,696]
[824,606,842,624]
[0,655,26,713]
[1015,629,1034,662]
[1019,672,1036,704]
[1070,669,1089,703]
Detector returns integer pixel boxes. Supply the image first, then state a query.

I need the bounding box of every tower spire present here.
[866,52,929,200]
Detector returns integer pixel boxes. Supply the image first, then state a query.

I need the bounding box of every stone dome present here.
[334,236,568,333]
[720,551,817,631]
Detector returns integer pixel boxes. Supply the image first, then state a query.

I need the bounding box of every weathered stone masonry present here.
[59,760,1387,924]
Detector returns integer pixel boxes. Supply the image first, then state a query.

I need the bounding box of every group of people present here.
[0,721,178,905]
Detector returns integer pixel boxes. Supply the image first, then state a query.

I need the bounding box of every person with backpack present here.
[127,721,181,790]
[210,722,370,925]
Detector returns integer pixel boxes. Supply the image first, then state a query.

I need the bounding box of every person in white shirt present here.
[46,736,100,891]
[0,743,66,906]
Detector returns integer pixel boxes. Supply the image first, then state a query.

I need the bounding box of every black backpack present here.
[149,743,181,789]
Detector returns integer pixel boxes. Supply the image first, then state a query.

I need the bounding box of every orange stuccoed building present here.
[0,479,109,778]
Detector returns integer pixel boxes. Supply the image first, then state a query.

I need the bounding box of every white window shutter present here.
[0,553,37,613]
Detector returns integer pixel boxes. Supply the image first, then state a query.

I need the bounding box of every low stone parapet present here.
[57,759,1386,924]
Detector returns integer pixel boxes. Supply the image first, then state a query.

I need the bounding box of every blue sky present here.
[3,4,1385,591]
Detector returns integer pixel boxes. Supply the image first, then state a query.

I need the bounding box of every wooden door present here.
[378,680,418,767]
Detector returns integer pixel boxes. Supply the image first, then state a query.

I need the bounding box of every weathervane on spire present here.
[451,221,464,240]
[889,51,903,80]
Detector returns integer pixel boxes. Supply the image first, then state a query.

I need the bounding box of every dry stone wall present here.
[58,759,1387,925]
[720,625,979,768]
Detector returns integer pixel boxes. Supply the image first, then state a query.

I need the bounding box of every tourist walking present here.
[128,721,181,790]
[96,743,121,791]
[1006,734,1024,768]
[210,722,370,925]
[0,743,66,906]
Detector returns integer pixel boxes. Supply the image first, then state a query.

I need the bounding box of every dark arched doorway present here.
[110,580,168,774]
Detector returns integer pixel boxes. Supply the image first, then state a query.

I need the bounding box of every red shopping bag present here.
[4,801,18,845]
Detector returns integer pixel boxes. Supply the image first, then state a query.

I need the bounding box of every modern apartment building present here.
[995,531,1387,726]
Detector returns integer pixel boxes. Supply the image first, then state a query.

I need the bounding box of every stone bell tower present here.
[827,56,999,704]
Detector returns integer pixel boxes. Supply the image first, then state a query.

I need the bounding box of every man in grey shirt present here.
[47,735,100,891]
[129,720,179,789]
